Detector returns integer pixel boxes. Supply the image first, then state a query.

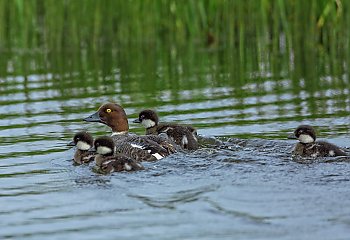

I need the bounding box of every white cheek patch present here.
[124,163,132,171]
[97,146,113,155]
[76,141,91,151]
[298,134,314,144]
[142,119,156,128]
[329,150,335,156]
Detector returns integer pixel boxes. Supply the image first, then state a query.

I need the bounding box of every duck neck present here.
[146,126,157,134]
[109,114,129,133]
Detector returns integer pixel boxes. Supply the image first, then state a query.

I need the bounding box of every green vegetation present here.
[0,0,349,86]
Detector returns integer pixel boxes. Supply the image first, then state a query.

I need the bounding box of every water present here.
[1,45,350,240]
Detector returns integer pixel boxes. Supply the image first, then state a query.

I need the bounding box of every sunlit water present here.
[1,48,350,239]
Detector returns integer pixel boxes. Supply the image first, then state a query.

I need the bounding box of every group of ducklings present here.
[72,132,144,173]
[70,103,348,174]
[70,103,200,174]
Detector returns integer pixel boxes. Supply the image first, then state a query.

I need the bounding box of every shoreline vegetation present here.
[0,0,349,84]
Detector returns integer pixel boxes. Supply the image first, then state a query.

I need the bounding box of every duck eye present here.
[106,108,112,113]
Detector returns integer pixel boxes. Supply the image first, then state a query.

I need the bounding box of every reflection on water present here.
[1,44,350,239]
[129,184,219,209]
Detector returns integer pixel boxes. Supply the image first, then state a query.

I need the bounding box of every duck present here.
[83,103,177,162]
[71,131,95,164]
[94,136,144,173]
[288,125,347,157]
[133,109,199,150]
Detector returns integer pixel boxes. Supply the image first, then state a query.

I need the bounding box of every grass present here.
[0,0,349,83]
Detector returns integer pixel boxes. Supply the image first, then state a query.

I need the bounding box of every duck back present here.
[74,150,95,164]
[98,154,144,173]
[293,141,347,157]
[111,133,173,161]
[147,123,199,150]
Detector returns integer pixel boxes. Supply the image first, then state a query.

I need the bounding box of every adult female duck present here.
[84,103,177,162]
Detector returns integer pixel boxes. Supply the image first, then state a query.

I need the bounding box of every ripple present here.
[129,185,219,209]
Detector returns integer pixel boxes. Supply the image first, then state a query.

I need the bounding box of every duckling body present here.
[72,131,95,164]
[289,125,347,157]
[133,109,199,150]
[94,136,144,173]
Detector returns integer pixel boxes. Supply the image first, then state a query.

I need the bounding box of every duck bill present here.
[287,133,297,139]
[67,140,75,146]
[132,118,141,123]
[84,111,102,123]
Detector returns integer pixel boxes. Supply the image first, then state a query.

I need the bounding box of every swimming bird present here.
[83,103,177,162]
[288,125,347,157]
[133,109,199,150]
[94,136,144,173]
[71,131,95,164]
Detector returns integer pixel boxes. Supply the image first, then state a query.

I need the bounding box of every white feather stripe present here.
[97,146,113,155]
[192,134,198,141]
[131,143,145,149]
[136,163,143,168]
[76,141,91,151]
[152,153,163,160]
[103,160,115,165]
[111,131,128,136]
[160,127,171,133]
[181,136,188,146]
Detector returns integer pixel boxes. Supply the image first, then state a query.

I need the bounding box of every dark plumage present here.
[133,109,199,150]
[288,125,347,157]
[94,136,144,173]
[72,131,95,164]
[84,103,177,161]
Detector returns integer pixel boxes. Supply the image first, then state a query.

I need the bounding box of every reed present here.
[0,0,349,81]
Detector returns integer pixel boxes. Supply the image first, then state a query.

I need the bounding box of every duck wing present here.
[317,141,347,156]
[113,140,166,162]
[101,155,144,173]
[143,134,178,154]
[156,124,199,150]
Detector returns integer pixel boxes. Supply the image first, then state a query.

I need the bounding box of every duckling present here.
[72,131,95,164]
[83,103,177,161]
[94,136,144,173]
[133,109,199,150]
[288,125,347,157]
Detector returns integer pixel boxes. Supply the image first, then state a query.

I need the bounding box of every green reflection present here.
[0,0,349,151]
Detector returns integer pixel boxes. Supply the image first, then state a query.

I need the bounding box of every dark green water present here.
[1,43,350,239]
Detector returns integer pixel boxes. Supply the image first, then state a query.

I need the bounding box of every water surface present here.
[1,44,350,239]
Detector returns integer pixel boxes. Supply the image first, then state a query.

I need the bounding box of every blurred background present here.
[1,0,350,143]
[1,1,350,239]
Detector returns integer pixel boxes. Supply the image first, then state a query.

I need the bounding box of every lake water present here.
[1,44,350,239]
